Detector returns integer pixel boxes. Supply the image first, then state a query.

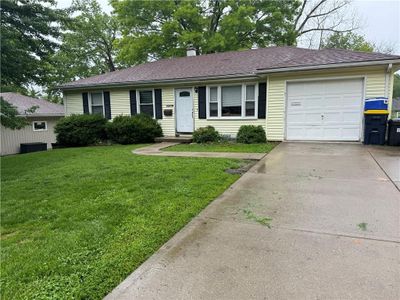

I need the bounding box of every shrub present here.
[106,114,163,144]
[236,125,266,143]
[192,126,220,143]
[55,114,107,146]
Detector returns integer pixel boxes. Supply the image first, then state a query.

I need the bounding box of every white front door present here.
[176,89,194,133]
[286,78,363,141]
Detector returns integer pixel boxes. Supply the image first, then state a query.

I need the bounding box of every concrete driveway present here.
[106,143,400,300]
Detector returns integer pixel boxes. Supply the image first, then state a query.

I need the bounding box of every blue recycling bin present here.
[364,97,388,111]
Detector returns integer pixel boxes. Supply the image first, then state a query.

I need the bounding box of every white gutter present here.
[256,59,400,75]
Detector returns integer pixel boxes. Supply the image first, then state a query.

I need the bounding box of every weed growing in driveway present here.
[357,222,368,231]
[243,209,272,228]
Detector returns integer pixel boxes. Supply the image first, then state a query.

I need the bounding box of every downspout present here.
[385,63,393,117]
[385,63,392,98]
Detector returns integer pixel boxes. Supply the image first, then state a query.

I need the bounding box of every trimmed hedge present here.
[236,125,266,143]
[55,114,107,146]
[193,126,220,143]
[106,114,162,144]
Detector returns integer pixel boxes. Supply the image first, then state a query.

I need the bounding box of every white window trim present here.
[32,121,48,132]
[88,91,105,116]
[136,89,155,118]
[206,83,258,119]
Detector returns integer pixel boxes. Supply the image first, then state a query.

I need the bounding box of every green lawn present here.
[1,145,243,299]
[164,142,278,153]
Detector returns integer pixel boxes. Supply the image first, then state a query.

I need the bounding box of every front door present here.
[175,89,194,133]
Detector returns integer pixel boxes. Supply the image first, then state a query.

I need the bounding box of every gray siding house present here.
[0,93,64,155]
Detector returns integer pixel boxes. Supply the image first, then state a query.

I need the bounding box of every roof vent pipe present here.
[186,45,196,57]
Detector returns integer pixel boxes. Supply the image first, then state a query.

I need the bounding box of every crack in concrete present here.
[367,148,400,193]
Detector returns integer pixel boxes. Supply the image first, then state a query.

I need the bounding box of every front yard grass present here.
[1,145,243,299]
[164,142,278,153]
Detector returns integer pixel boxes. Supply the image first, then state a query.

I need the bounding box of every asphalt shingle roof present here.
[60,46,400,89]
[0,92,64,116]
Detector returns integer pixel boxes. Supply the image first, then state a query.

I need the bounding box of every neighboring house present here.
[392,97,400,118]
[0,93,64,155]
[60,46,400,142]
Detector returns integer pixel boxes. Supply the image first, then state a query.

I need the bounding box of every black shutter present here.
[82,92,89,114]
[258,82,267,119]
[103,91,111,120]
[198,86,206,119]
[129,90,137,115]
[154,89,162,119]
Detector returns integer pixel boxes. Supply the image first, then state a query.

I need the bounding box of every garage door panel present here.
[323,111,360,124]
[287,112,322,125]
[342,111,362,123]
[305,127,323,139]
[288,96,323,110]
[286,79,363,141]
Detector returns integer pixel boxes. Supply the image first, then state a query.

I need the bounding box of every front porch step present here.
[155,136,193,143]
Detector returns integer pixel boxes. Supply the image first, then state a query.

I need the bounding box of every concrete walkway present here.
[132,142,266,160]
[107,143,400,300]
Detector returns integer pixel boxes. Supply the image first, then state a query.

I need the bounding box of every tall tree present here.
[0,0,64,89]
[48,0,119,88]
[292,0,358,48]
[112,0,300,65]
[321,32,374,52]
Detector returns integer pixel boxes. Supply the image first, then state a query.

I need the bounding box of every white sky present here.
[57,0,400,54]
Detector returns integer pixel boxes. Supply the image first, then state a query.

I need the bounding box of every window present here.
[221,85,242,116]
[179,91,190,97]
[33,121,47,131]
[209,87,218,117]
[138,90,154,117]
[207,83,258,118]
[245,85,256,117]
[90,92,104,116]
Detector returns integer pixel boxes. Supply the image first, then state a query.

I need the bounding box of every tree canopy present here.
[0,0,391,98]
[321,32,374,52]
[0,0,65,89]
[112,0,300,64]
[48,0,119,87]
[393,74,400,99]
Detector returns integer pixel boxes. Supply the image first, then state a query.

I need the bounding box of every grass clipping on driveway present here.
[164,142,278,153]
[1,145,243,299]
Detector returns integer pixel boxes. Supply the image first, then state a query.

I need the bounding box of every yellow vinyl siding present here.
[159,88,175,136]
[64,88,176,136]
[266,66,392,141]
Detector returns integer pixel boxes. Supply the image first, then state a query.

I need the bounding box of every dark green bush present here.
[192,126,220,143]
[55,114,107,146]
[236,125,266,143]
[106,114,163,144]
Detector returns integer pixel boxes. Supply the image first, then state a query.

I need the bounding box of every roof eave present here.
[256,59,400,74]
[19,113,65,117]
[57,73,260,91]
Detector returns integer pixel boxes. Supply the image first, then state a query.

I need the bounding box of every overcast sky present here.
[57,0,400,54]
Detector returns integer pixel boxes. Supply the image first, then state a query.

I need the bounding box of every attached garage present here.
[286,78,364,141]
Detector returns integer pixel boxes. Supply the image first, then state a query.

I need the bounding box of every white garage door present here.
[286,79,363,141]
